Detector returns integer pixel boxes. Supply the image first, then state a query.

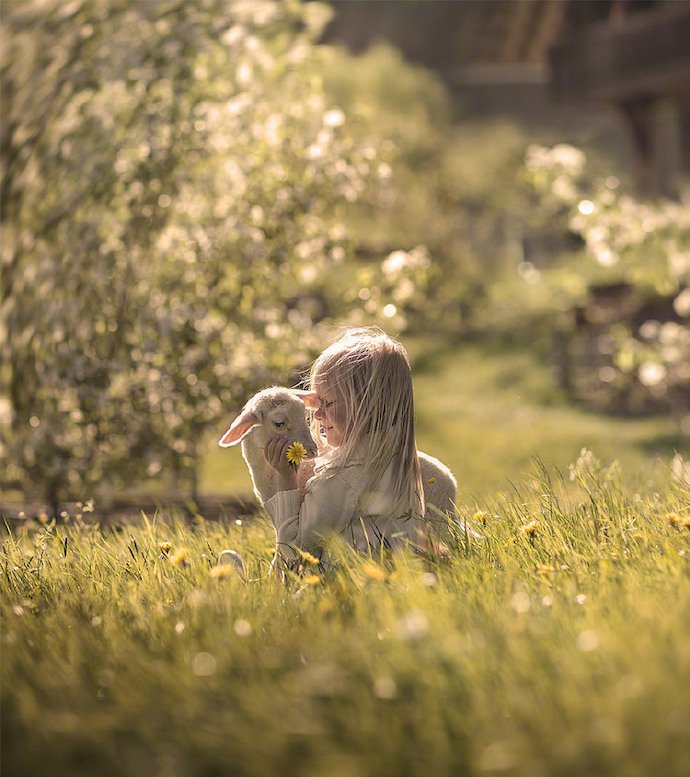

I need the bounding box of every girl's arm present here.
[264,436,298,493]
[263,437,356,557]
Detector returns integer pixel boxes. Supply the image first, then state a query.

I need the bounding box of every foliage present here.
[489,144,690,418]
[319,44,540,333]
[1,1,428,507]
[2,458,690,776]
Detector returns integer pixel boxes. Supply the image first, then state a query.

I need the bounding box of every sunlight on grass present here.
[3,458,689,777]
[411,341,685,501]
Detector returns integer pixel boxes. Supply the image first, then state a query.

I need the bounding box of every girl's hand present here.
[264,436,298,492]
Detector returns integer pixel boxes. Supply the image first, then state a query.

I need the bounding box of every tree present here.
[1,0,426,510]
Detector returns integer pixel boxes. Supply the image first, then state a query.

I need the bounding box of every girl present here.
[263,326,428,565]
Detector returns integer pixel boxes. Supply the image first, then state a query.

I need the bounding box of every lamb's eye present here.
[274,420,286,428]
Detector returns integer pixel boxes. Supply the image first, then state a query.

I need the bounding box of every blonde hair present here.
[308,326,424,522]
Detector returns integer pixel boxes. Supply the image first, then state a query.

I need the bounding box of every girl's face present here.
[313,381,346,447]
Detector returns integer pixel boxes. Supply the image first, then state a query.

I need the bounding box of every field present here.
[3,453,689,777]
[5,3,690,775]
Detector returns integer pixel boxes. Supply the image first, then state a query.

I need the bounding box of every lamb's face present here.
[259,395,318,458]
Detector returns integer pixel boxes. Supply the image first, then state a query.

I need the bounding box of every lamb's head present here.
[218,387,318,457]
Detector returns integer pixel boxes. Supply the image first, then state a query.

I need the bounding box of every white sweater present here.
[263,454,426,562]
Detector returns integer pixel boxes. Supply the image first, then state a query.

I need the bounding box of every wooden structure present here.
[550,0,690,199]
[323,0,690,198]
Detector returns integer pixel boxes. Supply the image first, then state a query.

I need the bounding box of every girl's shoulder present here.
[311,454,367,484]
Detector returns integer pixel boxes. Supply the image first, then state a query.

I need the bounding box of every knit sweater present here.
[263,453,425,562]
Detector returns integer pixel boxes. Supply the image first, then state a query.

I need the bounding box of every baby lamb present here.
[219,386,459,527]
[218,387,319,503]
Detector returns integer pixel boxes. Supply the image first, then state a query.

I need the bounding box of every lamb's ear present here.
[218,409,260,447]
[292,389,319,410]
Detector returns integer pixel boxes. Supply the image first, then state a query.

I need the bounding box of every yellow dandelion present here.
[170,547,189,566]
[683,517,690,529]
[209,564,234,579]
[426,477,436,485]
[666,513,681,527]
[302,574,320,586]
[286,441,308,467]
[297,548,320,566]
[159,541,172,555]
[361,560,386,582]
[520,520,539,536]
[473,511,488,525]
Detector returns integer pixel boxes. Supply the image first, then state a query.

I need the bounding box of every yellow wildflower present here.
[683,517,690,529]
[666,513,681,527]
[209,565,234,579]
[473,511,488,525]
[520,520,539,536]
[302,574,320,586]
[361,560,386,582]
[286,441,308,467]
[297,548,320,566]
[159,541,172,555]
[170,547,189,566]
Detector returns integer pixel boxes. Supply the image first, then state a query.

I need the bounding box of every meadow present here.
[3,451,689,777]
[5,4,689,775]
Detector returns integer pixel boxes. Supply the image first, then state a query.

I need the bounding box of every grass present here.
[201,339,686,501]
[3,456,690,777]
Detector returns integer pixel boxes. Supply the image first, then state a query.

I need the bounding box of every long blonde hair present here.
[308,326,424,522]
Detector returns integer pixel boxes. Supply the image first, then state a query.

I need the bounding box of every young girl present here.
[263,326,428,565]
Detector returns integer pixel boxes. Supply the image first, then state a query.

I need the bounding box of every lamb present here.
[218,387,319,503]
[218,386,459,527]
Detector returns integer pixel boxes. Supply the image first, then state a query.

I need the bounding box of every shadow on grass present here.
[635,430,688,455]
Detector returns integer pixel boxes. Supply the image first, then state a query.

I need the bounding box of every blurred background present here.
[2,0,689,519]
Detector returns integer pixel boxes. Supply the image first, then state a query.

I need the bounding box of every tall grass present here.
[2,456,689,777]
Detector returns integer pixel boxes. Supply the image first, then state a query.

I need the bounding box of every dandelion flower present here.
[361,560,386,581]
[666,513,681,527]
[683,517,690,529]
[520,520,539,536]
[302,574,320,585]
[209,565,234,579]
[159,541,172,555]
[473,511,488,525]
[297,548,320,566]
[170,547,189,566]
[286,441,308,467]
